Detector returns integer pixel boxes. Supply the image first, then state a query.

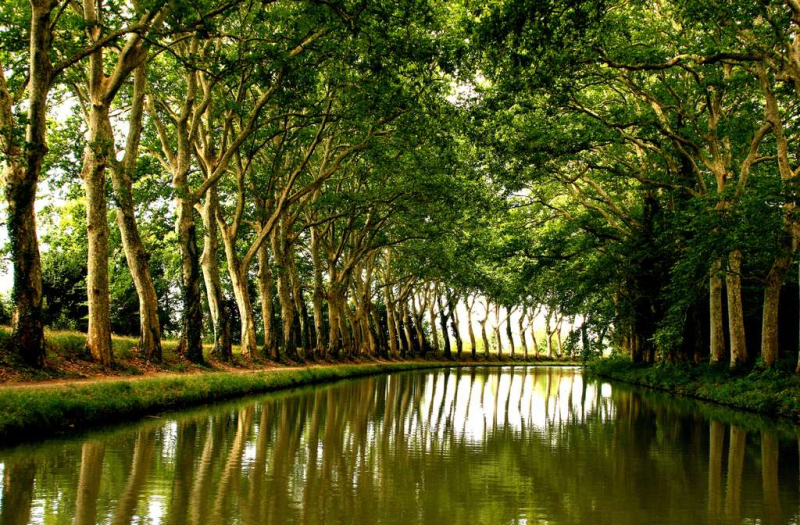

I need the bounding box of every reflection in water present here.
[0,367,799,524]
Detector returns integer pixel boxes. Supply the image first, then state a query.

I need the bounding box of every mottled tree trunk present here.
[761,255,792,367]
[709,259,725,364]
[310,228,327,355]
[200,189,231,361]
[494,304,503,358]
[111,65,162,362]
[506,310,515,359]
[726,250,747,369]
[437,294,452,359]
[82,104,114,366]
[176,196,204,364]
[385,289,398,357]
[451,301,463,359]
[466,300,477,359]
[257,243,276,358]
[272,224,296,360]
[1,1,54,368]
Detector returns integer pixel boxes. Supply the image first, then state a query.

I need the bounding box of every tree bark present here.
[437,294,452,359]
[176,196,204,364]
[466,297,477,359]
[506,309,515,359]
[726,250,747,369]
[1,5,52,366]
[310,227,327,356]
[709,259,726,365]
[761,255,792,367]
[257,243,277,359]
[110,65,162,362]
[81,102,114,366]
[200,188,231,361]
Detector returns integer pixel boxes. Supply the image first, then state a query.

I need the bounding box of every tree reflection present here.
[0,367,799,524]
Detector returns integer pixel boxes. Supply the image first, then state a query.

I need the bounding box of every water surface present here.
[1,367,798,524]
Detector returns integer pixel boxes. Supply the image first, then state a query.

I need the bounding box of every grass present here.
[587,358,800,423]
[0,360,570,445]
[0,327,577,444]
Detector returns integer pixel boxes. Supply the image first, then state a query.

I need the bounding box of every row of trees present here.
[5,0,800,371]
[461,0,800,370]
[0,0,482,367]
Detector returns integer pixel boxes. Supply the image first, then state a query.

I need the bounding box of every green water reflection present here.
[0,367,798,524]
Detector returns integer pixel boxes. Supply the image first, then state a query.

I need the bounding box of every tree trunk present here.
[2,0,55,368]
[176,195,204,364]
[385,289,398,357]
[466,302,477,359]
[110,65,162,362]
[709,259,726,365]
[428,290,440,355]
[506,310,515,359]
[257,243,276,359]
[272,223,296,360]
[287,246,311,357]
[81,104,114,366]
[518,310,528,359]
[761,255,792,367]
[494,304,503,358]
[200,189,231,361]
[448,299,461,359]
[401,299,415,357]
[726,250,747,369]
[310,227,327,356]
[437,294,452,359]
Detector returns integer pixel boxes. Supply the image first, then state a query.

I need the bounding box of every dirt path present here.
[0,363,321,391]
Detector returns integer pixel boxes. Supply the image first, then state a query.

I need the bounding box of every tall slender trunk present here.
[2,0,55,367]
[176,195,204,363]
[310,227,326,355]
[385,288,398,357]
[518,309,528,359]
[481,299,491,358]
[451,301,463,358]
[494,303,503,358]
[531,323,540,357]
[257,243,276,358]
[428,299,440,355]
[288,245,310,356]
[82,103,114,366]
[709,259,726,364]
[726,250,747,368]
[201,188,231,361]
[466,300,477,359]
[402,299,415,357]
[506,309,515,359]
[761,255,792,367]
[437,294,452,359]
[272,222,296,360]
[110,65,161,362]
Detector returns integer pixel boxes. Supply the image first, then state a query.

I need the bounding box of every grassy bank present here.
[587,358,800,422]
[0,360,572,445]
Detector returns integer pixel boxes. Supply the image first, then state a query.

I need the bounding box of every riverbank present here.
[0,359,573,445]
[587,358,800,422]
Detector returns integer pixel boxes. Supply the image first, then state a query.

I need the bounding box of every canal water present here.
[0,366,798,524]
